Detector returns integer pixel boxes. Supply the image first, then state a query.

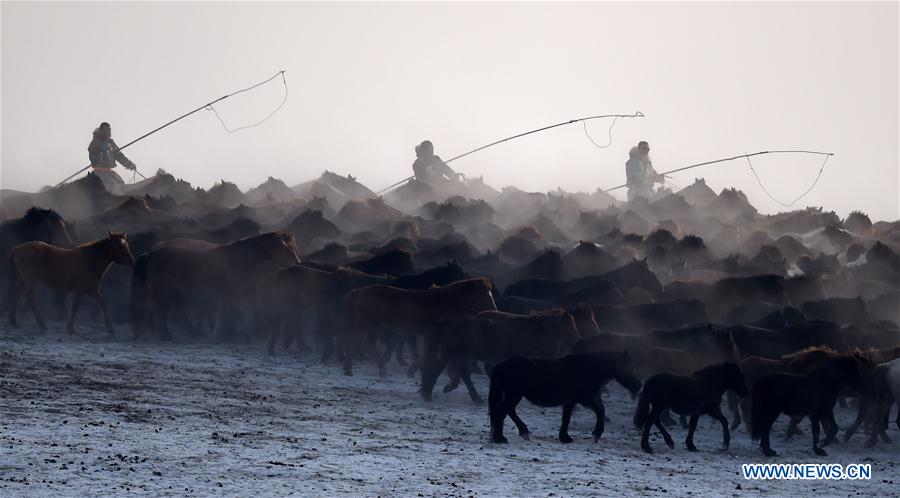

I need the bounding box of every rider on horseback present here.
[412,140,463,185]
[88,122,137,192]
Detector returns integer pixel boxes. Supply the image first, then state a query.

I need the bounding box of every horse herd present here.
[2,171,900,457]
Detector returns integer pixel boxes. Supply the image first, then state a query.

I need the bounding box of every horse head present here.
[106,231,135,267]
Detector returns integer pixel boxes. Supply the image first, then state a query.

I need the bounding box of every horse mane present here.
[780,345,835,361]
[23,206,62,223]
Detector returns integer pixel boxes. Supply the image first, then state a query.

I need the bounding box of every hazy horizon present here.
[2,1,898,220]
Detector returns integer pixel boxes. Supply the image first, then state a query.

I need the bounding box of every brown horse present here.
[342,278,497,376]
[7,232,134,334]
[136,232,300,340]
[421,309,582,403]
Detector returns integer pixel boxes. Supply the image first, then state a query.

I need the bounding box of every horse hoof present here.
[686,444,698,452]
[471,396,485,406]
[822,437,837,447]
[814,448,827,457]
[864,439,877,449]
[881,434,893,444]
[519,432,530,441]
[641,444,653,454]
[559,434,573,444]
[665,440,675,449]
[730,420,741,431]
[491,436,508,444]
[592,433,603,443]
[763,449,778,457]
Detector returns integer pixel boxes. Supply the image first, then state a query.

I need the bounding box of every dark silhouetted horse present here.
[751,356,864,456]
[488,351,641,444]
[634,363,747,453]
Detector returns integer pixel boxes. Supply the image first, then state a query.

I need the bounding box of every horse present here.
[136,232,300,340]
[730,347,868,433]
[634,363,748,453]
[842,348,900,445]
[488,351,641,444]
[598,258,662,296]
[0,207,74,312]
[750,356,864,457]
[342,278,497,376]
[420,309,581,403]
[859,358,900,448]
[264,262,470,359]
[7,232,134,334]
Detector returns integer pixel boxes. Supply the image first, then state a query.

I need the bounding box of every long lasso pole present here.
[375,111,645,195]
[603,150,834,192]
[55,71,286,187]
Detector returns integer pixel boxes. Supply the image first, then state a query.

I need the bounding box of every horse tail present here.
[633,387,651,429]
[128,254,150,336]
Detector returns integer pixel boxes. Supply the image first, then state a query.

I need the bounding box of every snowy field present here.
[1,321,898,497]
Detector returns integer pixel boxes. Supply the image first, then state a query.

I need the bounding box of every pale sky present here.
[2,1,898,220]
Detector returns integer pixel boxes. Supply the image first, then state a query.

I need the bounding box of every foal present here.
[751,356,864,457]
[488,351,641,444]
[634,363,748,453]
[7,232,134,334]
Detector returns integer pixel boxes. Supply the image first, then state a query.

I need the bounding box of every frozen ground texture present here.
[1,322,898,497]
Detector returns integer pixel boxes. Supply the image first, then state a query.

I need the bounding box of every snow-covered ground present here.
[1,321,897,496]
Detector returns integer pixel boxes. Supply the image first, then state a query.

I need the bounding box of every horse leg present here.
[821,411,839,447]
[505,394,530,440]
[588,398,606,442]
[784,416,805,440]
[760,418,778,457]
[739,397,753,433]
[419,349,448,402]
[641,406,663,453]
[89,291,115,336]
[393,334,407,367]
[372,331,390,378]
[490,389,509,444]
[407,336,420,373]
[726,392,742,430]
[405,337,421,377]
[710,406,731,449]
[557,402,576,444]
[843,394,868,443]
[66,293,83,335]
[156,300,174,341]
[442,366,462,394]
[457,358,483,405]
[654,412,676,449]
[810,414,827,456]
[24,284,47,332]
[685,415,700,452]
